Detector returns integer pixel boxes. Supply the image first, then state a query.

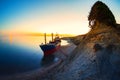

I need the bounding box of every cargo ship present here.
[40,33,61,56]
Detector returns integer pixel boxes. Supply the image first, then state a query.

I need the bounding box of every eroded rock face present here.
[95,44,119,80]
[93,44,103,52]
[41,39,120,80]
[88,1,116,28]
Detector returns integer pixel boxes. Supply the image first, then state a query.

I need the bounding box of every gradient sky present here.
[0,0,120,35]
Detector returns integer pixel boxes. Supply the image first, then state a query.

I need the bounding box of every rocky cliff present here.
[40,1,120,80]
[40,23,120,80]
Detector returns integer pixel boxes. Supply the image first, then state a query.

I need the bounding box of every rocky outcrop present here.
[40,23,120,80]
[40,1,120,80]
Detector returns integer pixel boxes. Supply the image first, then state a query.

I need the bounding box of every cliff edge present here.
[40,1,120,80]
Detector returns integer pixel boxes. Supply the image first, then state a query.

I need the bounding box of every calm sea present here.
[0,35,57,75]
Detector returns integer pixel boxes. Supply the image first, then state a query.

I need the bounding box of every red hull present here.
[44,44,60,56]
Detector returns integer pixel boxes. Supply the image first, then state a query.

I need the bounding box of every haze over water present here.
[0,35,55,75]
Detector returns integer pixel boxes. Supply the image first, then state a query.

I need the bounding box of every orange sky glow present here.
[1,0,120,35]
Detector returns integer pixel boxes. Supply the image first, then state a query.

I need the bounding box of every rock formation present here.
[40,1,120,80]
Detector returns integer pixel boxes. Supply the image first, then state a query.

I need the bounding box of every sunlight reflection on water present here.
[0,35,68,75]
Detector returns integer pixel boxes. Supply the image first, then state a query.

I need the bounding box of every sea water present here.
[0,35,53,75]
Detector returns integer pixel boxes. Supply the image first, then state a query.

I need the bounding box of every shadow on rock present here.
[93,43,120,80]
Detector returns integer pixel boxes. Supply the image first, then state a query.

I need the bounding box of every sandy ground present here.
[0,40,76,80]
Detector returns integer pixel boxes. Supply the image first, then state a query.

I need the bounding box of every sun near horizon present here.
[0,0,120,36]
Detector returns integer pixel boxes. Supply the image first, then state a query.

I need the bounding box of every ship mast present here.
[44,33,46,44]
[51,33,54,42]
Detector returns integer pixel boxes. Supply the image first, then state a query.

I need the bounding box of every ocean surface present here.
[0,35,60,75]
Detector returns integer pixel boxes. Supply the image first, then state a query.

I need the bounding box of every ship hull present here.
[40,43,60,56]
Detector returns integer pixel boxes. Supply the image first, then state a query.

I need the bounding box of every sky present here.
[0,0,120,35]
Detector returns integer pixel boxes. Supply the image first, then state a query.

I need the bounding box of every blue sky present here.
[0,0,120,34]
